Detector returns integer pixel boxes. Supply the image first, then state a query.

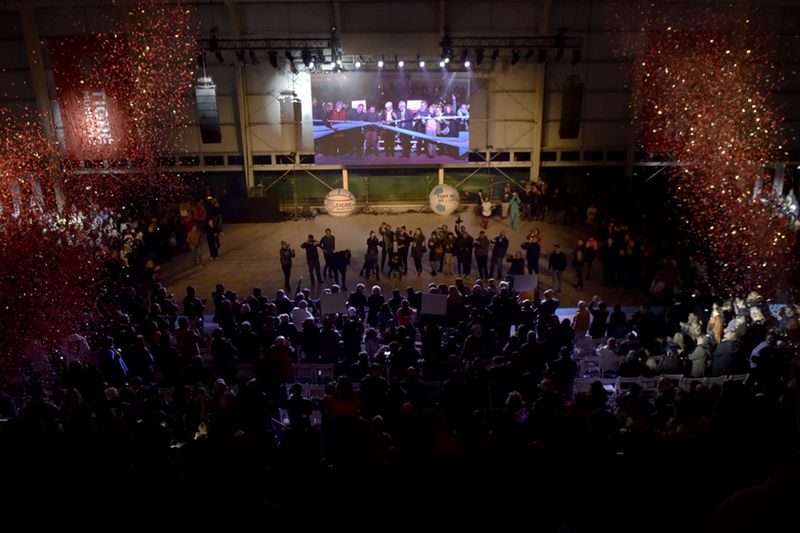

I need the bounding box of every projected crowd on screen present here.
[311,72,470,165]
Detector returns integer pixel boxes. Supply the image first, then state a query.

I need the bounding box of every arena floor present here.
[159,208,645,308]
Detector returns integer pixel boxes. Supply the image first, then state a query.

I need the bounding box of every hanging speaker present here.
[196,77,222,143]
[559,75,583,139]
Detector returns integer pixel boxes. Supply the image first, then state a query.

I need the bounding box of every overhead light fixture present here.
[215,50,225,63]
[377,55,385,68]
[249,50,259,64]
[235,49,246,65]
[418,54,425,68]
[491,48,499,60]
[355,60,362,69]
[511,50,520,65]
[398,59,405,68]
[439,60,445,68]
[301,48,312,67]
[268,50,278,69]
[525,49,534,60]
[440,30,453,61]
[464,60,471,68]
[475,48,484,65]
[460,49,469,62]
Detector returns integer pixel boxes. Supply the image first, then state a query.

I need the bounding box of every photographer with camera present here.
[300,234,323,284]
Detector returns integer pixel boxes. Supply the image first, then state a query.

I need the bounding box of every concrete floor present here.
[159,208,644,307]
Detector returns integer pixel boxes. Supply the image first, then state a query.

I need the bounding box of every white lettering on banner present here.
[82,89,114,146]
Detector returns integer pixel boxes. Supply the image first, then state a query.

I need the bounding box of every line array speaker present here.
[196,77,222,144]
[559,75,583,139]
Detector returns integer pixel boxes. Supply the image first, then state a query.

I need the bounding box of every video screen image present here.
[311,71,470,165]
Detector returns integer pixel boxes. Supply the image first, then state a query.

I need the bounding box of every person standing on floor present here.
[548,244,567,293]
[473,230,491,280]
[187,224,204,266]
[521,232,541,275]
[379,222,394,273]
[573,239,586,289]
[320,228,336,280]
[490,231,509,279]
[479,190,492,229]
[301,234,323,284]
[410,227,426,276]
[361,230,380,280]
[205,218,221,261]
[501,182,512,219]
[509,192,522,231]
[279,241,295,292]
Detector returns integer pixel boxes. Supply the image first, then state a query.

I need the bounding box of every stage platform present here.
[159,208,646,308]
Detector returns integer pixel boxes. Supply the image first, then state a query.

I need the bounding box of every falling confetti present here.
[618,3,799,297]
[0,1,199,388]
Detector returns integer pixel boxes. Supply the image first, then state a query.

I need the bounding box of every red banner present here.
[49,34,132,161]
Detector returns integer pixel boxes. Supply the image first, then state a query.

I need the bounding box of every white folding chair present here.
[579,356,602,378]
[572,378,594,399]
[313,363,335,385]
[726,373,750,384]
[292,364,314,384]
[303,384,326,400]
[600,355,621,378]
[614,377,641,397]
[706,376,727,387]
[661,374,684,386]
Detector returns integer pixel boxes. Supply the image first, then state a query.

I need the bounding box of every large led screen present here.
[311,71,470,165]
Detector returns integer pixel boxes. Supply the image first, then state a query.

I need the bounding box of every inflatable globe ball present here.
[428,184,460,216]
[324,188,357,217]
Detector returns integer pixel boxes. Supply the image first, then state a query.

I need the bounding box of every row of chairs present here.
[291,364,335,385]
[573,373,750,400]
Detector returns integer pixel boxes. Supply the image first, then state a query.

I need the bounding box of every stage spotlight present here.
[378,55,385,68]
[537,48,547,63]
[215,50,225,63]
[301,48,312,67]
[355,60,362,69]
[475,48,484,65]
[491,48,499,60]
[418,55,425,68]
[268,50,278,68]
[460,49,469,62]
[511,50,520,65]
[235,49,246,65]
[336,58,342,66]
[249,50,259,64]
[398,59,405,68]
[464,60,471,68]
[525,49,534,60]
[439,60,445,68]
[571,48,582,65]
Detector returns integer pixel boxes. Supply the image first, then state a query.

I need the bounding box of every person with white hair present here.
[291,300,313,332]
[688,335,711,378]
[381,101,397,156]
[573,300,590,339]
